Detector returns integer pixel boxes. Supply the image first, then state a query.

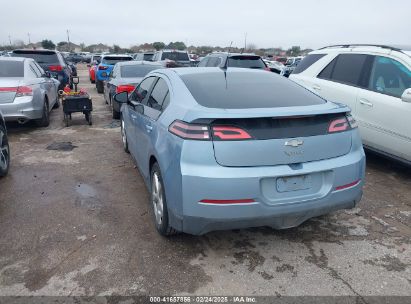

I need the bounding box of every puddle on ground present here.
[46,142,78,151]
[76,183,97,198]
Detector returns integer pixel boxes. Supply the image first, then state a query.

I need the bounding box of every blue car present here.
[95,54,133,93]
[113,68,365,236]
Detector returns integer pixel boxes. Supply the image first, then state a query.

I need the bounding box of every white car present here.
[290,44,411,165]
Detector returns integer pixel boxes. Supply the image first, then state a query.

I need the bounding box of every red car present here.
[88,54,101,83]
[89,65,96,83]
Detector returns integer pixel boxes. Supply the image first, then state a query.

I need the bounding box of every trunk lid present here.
[0,79,22,104]
[209,111,352,167]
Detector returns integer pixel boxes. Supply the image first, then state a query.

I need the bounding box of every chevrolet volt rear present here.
[118,68,365,236]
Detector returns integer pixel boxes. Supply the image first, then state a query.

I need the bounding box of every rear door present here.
[138,77,170,178]
[310,54,371,112]
[127,76,157,169]
[356,55,411,161]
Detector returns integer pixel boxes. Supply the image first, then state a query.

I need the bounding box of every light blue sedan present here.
[114,68,365,236]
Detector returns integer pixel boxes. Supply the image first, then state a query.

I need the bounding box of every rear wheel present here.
[150,163,177,236]
[112,97,120,119]
[53,97,60,109]
[96,80,104,93]
[0,125,10,177]
[121,116,129,153]
[35,99,50,127]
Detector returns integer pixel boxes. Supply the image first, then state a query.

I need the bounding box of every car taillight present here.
[212,126,252,140]
[169,120,210,140]
[16,86,33,97]
[98,66,108,70]
[49,65,63,72]
[116,85,135,94]
[328,117,349,133]
[346,113,358,129]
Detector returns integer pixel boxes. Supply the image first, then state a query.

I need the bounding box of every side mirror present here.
[44,71,51,78]
[401,88,411,103]
[113,91,129,104]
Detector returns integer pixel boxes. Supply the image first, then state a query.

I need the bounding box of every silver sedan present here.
[0,57,59,127]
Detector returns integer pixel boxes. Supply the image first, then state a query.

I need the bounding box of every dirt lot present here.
[0,64,410,298]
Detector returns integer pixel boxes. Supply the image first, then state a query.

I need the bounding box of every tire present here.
[0,124,10,177]
[85,112,92,125]
[150,163,177,236]
[96,80,104,94]
[120,116,129,153]
[35,99,50,127]
[53,97,60,109]
[112,97,120,119]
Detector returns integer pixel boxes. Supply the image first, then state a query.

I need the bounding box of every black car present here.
[66,53,83,64]
[151,50,192,68]
[11,49,72,89]
[0,110,10,177]
[198,52,269,70]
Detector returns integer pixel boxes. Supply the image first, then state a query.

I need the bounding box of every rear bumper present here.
[177,145,365,235]
[0,97,42,122]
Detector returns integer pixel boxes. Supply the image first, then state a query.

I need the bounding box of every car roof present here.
[116,60,162,67]
[12,49,58,54]
[101,54,133,58]
[315,44,411,56]
[0,56,27,62]
[210,52,260,57]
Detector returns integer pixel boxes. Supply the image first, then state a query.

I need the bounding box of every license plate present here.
[277,175,312,192]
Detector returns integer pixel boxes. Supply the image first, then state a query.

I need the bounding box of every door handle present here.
[359,99,373,107]
[145,124,153,132]
[312,84,321,91]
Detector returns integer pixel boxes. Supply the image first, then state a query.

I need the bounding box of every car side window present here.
[197,57,209,67]
[146,78,169,111]
[368,56,411,98]
[207,57,221,67]
[31,62,43,77]
[28,63,39,78]
[130,76,156,103]
[318,54,368,87]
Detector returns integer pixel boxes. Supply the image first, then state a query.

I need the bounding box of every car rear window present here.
[292,54,326,74]
[0,61,24,77]
[11,51,59,64]
[143,54,154,61]
[161,52,189,61]
[181,70,326,109]
[120,65,161,77]
[102,57,133,65]
[227,56,266,69]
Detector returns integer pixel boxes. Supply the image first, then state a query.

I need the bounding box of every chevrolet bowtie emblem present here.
[285,139,304,147]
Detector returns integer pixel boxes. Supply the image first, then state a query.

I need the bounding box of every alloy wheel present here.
[151,172,164,226]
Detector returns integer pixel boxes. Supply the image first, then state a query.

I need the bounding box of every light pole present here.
[66,29,70,52]
[244,32,247,51]
[8,35,12,46]
[27,33,31,45]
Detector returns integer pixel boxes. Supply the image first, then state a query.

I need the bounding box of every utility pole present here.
[8,35,12,46]
[27,33,31,45]
[66,29,70,52]
[244,32,247,51]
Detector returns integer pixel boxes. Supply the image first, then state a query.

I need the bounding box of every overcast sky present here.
[0,0,409,50]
